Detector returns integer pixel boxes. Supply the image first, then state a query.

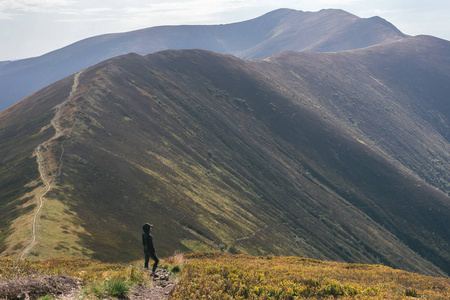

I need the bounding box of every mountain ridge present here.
[0,8,407,112]
[1,36,449,277]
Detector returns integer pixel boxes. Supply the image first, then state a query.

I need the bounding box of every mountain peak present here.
[318,8,356,15]
[1,8,407,112]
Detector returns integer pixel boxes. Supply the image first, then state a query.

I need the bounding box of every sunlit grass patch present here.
[169,253,450,299]
[31,196,93,260]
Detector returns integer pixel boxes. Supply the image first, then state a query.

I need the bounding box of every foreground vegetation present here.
[1,252,449,299]
[0,253,183,299]
[171,253,449,299]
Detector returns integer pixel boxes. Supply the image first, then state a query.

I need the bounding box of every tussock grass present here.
[165,251,184,274]
[82,277,131,298]
[165,250,185,266]
[104,278,131,297]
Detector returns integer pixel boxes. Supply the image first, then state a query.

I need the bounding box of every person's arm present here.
[142,233,146,247]
[149,235,156,253]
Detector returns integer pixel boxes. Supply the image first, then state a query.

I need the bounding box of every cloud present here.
[51,0,258,26]
[0,1,270,25]
[0,1,116,23]
[116,0,259,26]
[316,0,363,3]
[123,1,247,17]
[0,0,75,18]
[58,7,112,16]
[0,11,13,20]
[0,0,74,12]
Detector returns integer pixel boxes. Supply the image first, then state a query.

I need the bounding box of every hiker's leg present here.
[150,252,159,273]
[144,250,150,269]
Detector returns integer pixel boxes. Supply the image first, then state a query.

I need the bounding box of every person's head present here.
[142,223,153,233]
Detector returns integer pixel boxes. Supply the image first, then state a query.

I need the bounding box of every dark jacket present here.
[142,232,155,253]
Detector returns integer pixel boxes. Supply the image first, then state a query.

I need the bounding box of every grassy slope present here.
[0,77,73,256]
[48,48,448,276]
[262,35,450,195]
[255,36,450,275]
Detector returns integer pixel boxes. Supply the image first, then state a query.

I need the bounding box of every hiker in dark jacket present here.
[142,223,159,277]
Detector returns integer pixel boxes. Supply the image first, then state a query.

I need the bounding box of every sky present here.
[0,0,449,61]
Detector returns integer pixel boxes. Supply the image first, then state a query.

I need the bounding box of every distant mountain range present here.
[1,33,448,277]
[0,8,406,112]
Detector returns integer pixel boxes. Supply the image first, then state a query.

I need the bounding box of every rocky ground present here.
[129,267,175,300]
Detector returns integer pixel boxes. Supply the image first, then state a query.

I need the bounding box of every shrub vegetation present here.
[169,253,450,299]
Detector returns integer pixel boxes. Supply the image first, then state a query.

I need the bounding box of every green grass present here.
[104,278,131,297]
[129,265,146,284]
[82,278,131,298]
[31,197,93,261]
[82,282,106,298]
[170,265,181,273]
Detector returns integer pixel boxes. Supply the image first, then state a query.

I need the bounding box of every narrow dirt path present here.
[19,71,82,259]
[129,268,176,300]
[18,151,51,259]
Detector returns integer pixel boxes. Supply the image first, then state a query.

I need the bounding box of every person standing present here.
[142,223,159,277]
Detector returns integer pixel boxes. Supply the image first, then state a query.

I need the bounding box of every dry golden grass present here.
[169,253,450,299]
[1,252,449,299]
[0,252,183,284]
[165,250,185,266]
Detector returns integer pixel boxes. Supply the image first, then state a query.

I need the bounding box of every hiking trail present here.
[19,71,82,259]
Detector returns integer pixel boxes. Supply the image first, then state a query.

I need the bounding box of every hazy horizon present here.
[1,0,449,61]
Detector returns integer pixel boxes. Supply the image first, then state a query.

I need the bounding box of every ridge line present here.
[19,71,82,259]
